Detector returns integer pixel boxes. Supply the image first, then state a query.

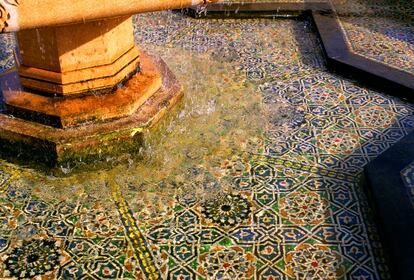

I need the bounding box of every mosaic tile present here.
[341,16,414,75]
[0,9,413,280]
[285,243,344,279]
[201,0,414,80]
[0,33,16,74]
[4,239,61,279]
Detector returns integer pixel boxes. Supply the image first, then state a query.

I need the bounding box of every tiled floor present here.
[0,8,413,280]
[337,1,414,75]
[213,0,414,75]
[0,33,16,74]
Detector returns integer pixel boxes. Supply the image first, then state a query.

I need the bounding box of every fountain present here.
[0,0,216,166]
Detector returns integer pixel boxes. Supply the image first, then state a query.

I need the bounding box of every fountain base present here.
[0,53,183,166]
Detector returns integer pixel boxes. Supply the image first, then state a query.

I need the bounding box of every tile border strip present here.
[185,1,414,101]
[184,4,414,278]
[109,179,162,280]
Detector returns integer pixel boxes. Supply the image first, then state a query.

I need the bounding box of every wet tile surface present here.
[207,0,414,75]
[0,11,413,280]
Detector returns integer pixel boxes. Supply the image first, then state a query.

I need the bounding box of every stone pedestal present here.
[0,16,183,166]
[17,16,140,96]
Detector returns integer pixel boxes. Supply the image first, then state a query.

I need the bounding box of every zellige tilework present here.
[0,10,413,280]
[340,16,414,75]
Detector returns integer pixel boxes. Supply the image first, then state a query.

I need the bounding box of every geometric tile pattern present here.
[0,10,413,280]
[139,159,381,279]
[334,0,414,74]
[0,172,143,279]
[341,16,414,75]
[0,33,16,74]
[214,0,414,76]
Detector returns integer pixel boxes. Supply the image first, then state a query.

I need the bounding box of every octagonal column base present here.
[0,54,183,167]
